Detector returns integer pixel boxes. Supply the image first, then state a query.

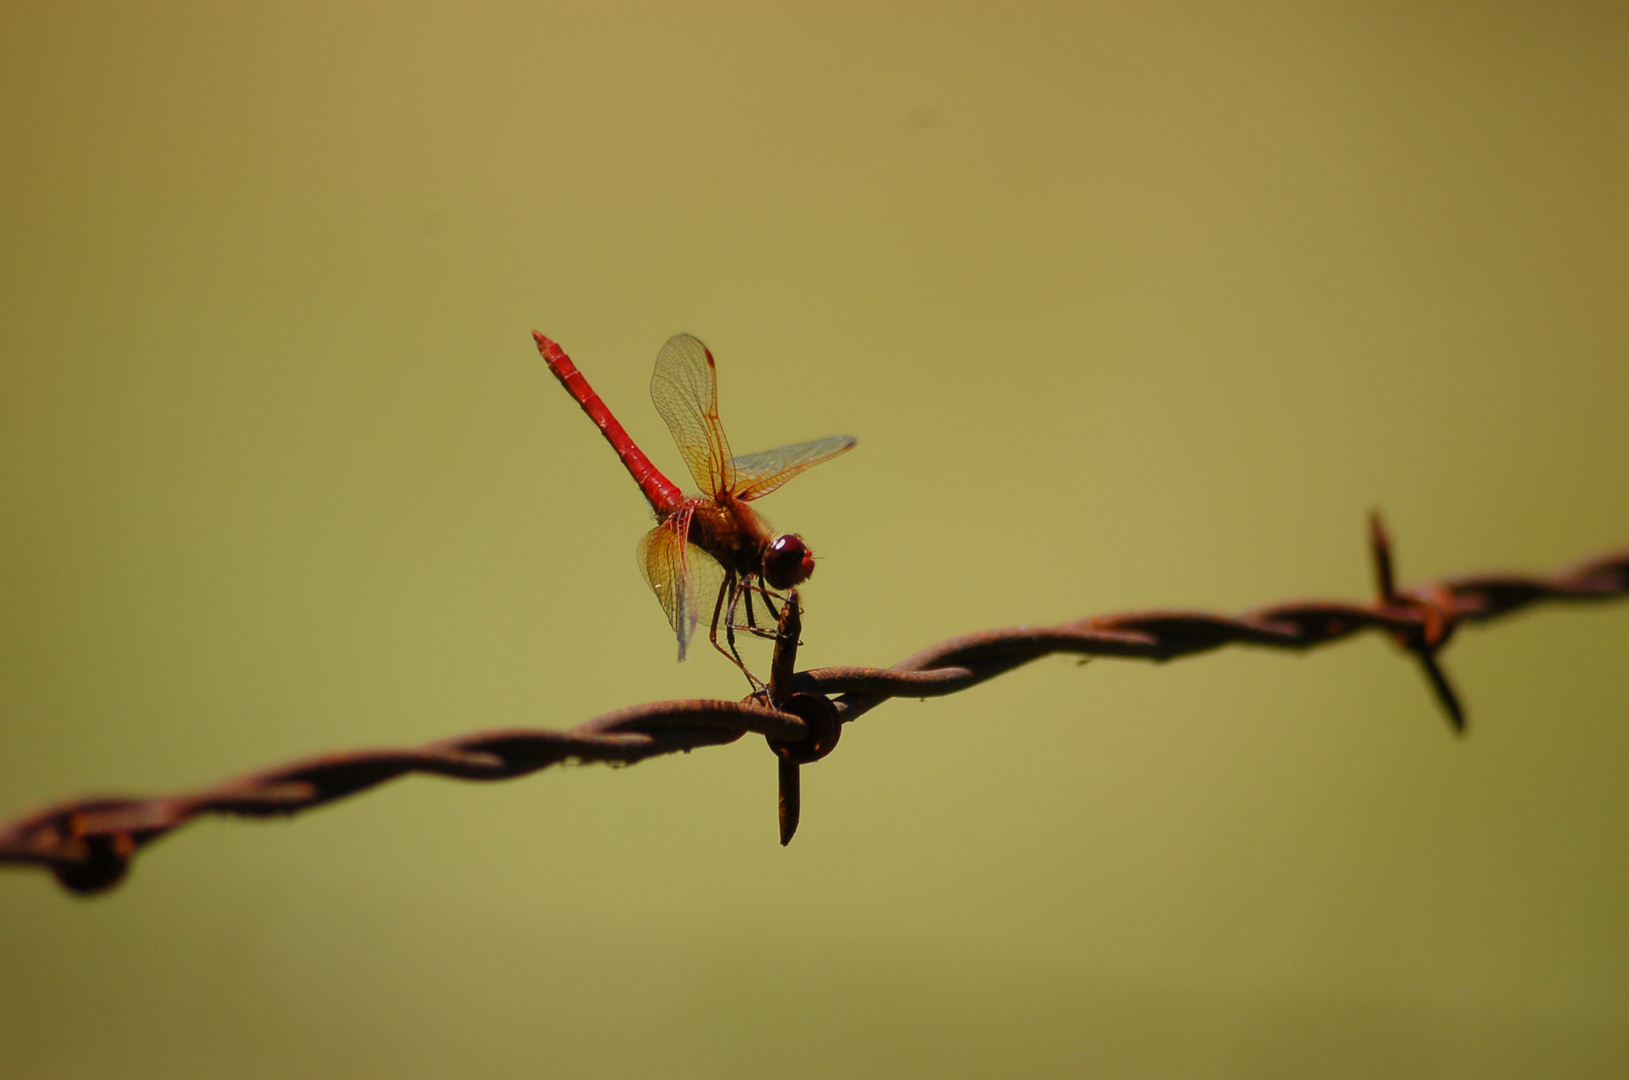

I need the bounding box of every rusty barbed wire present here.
[2,515,1626,895]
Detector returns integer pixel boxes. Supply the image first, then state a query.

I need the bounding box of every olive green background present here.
[2,3,1626,1077]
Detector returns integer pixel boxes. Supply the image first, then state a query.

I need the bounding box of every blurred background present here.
[2,2,1626,1076]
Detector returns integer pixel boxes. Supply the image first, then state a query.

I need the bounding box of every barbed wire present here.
[3,514,1625,895]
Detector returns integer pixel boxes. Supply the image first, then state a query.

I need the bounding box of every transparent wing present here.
[729,435,857,501]
[649,334,736,499]
[636,508,723,661]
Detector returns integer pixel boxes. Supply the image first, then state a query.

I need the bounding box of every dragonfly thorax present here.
[687,497,814,589]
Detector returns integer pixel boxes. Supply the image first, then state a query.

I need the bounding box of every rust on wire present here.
[2,516,1627,895]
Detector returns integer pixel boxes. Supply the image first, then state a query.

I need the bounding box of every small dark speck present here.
[903,106,941,131]
[419,209,445,234]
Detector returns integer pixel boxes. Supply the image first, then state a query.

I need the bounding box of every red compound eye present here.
[763,534,815,589]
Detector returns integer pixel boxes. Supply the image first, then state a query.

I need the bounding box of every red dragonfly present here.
[534,331,855,681]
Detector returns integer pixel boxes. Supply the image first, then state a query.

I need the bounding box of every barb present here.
[3,517,1626,895]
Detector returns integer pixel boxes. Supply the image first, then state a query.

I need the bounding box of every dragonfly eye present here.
[763,534,815,589]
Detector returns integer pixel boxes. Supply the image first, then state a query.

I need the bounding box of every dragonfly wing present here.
[637,508,723,661]
[729,435,857,501]
[649,334,736,499]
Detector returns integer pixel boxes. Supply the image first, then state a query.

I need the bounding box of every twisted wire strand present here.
[3,521,1626,895]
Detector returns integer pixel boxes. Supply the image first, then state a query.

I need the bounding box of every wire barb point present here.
[1367,515,1469,734]
[1369,509,1397,603]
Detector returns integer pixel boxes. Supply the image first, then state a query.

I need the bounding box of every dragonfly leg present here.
[757,579,784,625]
[743,581,782,631]
[743,583,769,634]
[724,580,752,663]
[729,578,791,642]
[708,573,763,690]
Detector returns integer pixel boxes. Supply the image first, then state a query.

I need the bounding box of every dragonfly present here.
[533,331,856,683]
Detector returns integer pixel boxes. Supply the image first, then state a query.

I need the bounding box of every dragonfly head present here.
[763,534,815,590]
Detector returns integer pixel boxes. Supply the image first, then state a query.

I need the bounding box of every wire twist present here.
[3,515,1625,894]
